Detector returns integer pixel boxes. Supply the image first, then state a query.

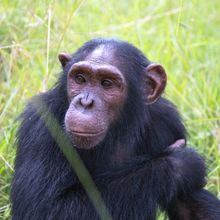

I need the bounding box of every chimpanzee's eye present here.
[75,74,86,84]
[101,79,113,89]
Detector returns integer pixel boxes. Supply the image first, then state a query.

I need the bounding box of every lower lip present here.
[71,130,104,137]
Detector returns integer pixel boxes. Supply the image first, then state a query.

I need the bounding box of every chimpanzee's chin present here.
[69,133,105,149]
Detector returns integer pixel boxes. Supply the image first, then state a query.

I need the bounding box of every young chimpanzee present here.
[12,38,220,220]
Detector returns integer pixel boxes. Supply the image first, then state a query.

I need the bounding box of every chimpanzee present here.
[12,38,220,220]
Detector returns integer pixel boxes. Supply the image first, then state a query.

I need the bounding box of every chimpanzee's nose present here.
[80,97,94,108]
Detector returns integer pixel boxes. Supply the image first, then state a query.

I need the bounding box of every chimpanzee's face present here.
[59,44,167,149]
[64,46,127,149]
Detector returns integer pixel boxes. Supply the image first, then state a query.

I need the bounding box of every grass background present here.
[0,0,220,219]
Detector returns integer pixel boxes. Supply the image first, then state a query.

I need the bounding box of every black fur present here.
[12,38,220,220]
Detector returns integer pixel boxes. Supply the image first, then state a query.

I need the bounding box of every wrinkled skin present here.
[64,51,127,148]
[62,46,166,149]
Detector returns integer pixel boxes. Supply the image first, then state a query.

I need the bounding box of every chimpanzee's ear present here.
[58,53,72,68]
[143,63,167,104]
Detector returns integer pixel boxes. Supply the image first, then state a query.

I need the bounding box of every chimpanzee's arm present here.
[95,146,207,218]
[167,188,220,220]
[150,146,207,208]
[162,143,220,220]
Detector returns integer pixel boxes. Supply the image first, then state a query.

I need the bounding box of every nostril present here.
[80,98,94,108]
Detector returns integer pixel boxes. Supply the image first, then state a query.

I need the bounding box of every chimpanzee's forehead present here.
[84,44,117,66]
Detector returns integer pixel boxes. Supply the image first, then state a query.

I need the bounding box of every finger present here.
[169,139,186,149]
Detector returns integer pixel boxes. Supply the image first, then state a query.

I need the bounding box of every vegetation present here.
[0,0,220,219]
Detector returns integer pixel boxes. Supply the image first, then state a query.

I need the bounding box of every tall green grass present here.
[0,0,220,219]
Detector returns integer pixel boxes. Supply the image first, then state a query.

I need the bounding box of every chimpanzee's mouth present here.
[71,130,105,137]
